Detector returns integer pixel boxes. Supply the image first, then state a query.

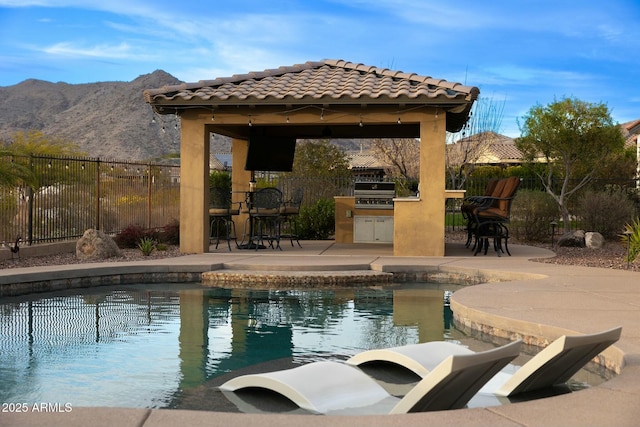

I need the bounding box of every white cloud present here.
[41,41,148,60]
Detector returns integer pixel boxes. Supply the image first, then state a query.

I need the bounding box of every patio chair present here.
[218,340,521,415]
[461,178,500,247]
[280,187,303,247]
[347,326,621,400]
[209,187,240,251]
[467,176,521,256]
[249,187,284,250]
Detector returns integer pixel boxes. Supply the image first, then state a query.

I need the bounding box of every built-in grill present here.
[354,181,396,210]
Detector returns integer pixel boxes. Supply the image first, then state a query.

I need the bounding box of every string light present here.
[151,103,464,130]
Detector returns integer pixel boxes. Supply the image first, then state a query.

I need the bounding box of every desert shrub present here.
[114,224,157,248]
[576,189,636,238]
[620,218,640,263]
[159,219,179,245]
[137,236,156,256]
[510,190,559,242]
[295,198,335,240]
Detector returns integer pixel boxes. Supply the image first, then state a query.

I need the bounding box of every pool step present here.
[201,269,393,287]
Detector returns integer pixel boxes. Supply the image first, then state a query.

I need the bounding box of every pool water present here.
[0,282,464,409]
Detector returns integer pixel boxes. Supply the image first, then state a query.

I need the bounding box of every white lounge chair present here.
[347,326,622,399]
[219,340,521,415]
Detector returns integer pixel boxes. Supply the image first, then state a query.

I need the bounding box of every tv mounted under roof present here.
[244,128,296,172]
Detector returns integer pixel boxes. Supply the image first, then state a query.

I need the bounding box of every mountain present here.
[0,70,183,161]
[0,70,367,161]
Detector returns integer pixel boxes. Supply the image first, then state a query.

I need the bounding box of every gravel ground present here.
[0,245,185,269]
[1,234,638,272]
[447,231,640,272]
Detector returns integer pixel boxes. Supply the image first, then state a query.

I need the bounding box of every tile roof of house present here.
[621,119,640,148]
[144,59,479,106]
[347,151,389,170]
[450,131,524,165]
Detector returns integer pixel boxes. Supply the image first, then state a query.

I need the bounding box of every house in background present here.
[347,149,389,180]
[209,153,232,171]
[447,131,525,168]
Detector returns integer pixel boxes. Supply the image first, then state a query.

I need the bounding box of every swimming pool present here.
[0,282,464,410]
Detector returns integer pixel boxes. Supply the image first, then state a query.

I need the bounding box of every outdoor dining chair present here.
[249,187,284,250]
[209,187,240,251]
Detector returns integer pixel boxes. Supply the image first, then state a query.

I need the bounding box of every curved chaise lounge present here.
[347,326,622,399]
[219,340,521,415]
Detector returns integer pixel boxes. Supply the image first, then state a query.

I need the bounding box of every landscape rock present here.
[558,230,586,248]
[585,232,605,249]
[76,229,122,260]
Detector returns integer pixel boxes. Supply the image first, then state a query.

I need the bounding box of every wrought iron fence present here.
[3,153,639,246]
[0,155,180,245]
[445,175,640,232]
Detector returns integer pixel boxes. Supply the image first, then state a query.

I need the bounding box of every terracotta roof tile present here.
[348,152,389,170]
[144,59,479,106]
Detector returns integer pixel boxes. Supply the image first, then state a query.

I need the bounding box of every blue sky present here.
[0,0,638,137]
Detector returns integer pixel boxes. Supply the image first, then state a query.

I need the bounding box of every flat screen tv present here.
[244,130,296,172]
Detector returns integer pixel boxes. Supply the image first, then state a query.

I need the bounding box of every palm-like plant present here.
[619,218,640,263]
[0,149,36,188]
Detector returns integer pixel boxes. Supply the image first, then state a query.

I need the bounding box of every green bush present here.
[138,236,156,256]
[510,190,559,242]
[295,198,335,240]
[576,189,636,239]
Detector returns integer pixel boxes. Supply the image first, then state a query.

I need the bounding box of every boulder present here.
[557,230,586,248]
[76,229,122,260]
[585,232,605,249]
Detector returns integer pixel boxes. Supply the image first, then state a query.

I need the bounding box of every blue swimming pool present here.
[0,282,464,410]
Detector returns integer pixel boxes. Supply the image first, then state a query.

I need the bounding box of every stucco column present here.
[394,110,446,256]
[231,138,251,240]
[179,115,209,253]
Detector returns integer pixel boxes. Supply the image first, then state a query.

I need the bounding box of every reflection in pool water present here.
[0,282,462,409]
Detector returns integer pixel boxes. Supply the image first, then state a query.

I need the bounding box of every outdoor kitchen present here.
[334,181,397,244]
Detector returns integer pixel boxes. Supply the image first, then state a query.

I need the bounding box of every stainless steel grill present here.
[354,182,395,210]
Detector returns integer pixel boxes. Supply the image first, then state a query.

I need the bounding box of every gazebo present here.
[144,59,479,256]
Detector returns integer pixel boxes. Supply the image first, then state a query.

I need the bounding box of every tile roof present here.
[347,152,390,170]
[621,119,640,149]
[144,59,479,107]
[449,132,525,165]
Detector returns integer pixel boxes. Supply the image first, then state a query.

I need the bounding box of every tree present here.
[281,139,351,205]
[369,138,420,187]
[2,130,82,157]
[0,148,34,187]
[516,97,625,232]
[0,131,84,189]
[291,139,350,178]
[446,95,506,189]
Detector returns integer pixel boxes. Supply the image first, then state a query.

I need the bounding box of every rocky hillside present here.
[0,70,366,161]
[0,70,185,161]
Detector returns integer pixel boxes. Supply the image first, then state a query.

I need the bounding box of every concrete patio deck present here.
[1,240,639,426]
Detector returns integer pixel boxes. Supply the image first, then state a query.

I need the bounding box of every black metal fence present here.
[0,155,180,245]
[3,153,638,246]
